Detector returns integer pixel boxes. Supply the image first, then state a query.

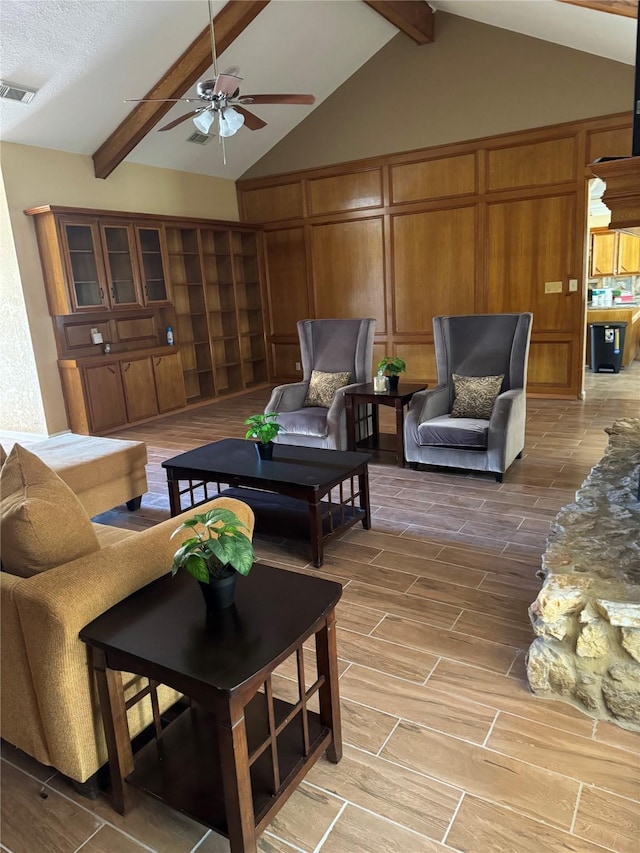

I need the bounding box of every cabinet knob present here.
[123,363,131,372]
[107,366,116,375]
[99,287,105,303]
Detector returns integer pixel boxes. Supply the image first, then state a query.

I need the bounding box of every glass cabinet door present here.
[101,224,143,307]
[136,227,169,304]
[62,222,106,310]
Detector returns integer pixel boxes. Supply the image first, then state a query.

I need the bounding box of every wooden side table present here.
[344,382,427,467]
[80,564,342,853]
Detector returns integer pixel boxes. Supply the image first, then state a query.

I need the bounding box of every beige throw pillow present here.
[304,370,351,408]
[451,374,504,420]
[0,444,6,468]
[0,444,100,578]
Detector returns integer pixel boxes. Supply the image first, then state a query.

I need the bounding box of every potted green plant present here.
[377,356,406,391]
[244,412,282,460]
[171,506,255,611]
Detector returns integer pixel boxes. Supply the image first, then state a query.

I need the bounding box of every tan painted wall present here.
[1,143,239,434]
[0,162,48,435]
[243,12,635,179]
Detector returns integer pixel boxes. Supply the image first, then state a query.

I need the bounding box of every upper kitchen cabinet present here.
[590,228,640,277]
[25,207,169,314]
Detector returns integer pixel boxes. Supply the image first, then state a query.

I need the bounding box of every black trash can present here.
[590,322,627,373]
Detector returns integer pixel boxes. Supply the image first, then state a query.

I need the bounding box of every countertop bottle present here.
[166,326,174,346]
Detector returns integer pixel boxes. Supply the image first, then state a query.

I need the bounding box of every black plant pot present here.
[199,571,238,611]
[255,441,274,461]
[387,375,399,391]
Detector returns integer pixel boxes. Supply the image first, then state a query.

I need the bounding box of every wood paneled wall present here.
[237,113,632,397]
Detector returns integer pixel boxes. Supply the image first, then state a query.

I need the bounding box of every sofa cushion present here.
[0,444,6,468]
[417,415,489,448]
[277,408,329,437]
[0,445,100,578]
[451,374,504,420]
[304,370,350,408]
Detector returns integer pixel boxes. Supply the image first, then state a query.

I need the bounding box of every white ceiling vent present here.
[0,80,38,104]
[186,132,214,145]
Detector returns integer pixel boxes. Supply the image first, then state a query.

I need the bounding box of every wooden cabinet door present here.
[60,220,108,311]
[590,231,616,276]
[153,352,186,413]
[121,356,159,422]
[616,233,640,275]
[83,364,127,433]
[136,226,170,304]
[100,224,144,308]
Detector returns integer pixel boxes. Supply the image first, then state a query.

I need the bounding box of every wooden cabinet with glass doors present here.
[28,206,268,428]
[26,207,170,315]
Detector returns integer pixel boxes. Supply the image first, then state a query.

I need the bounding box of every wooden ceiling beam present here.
[362,1,435,44]
[93,0,270,179]
[556,1,637,19]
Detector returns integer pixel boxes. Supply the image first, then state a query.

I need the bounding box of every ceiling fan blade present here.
[214,73,243,96]
[241,94,315,105]
[157,110,201,132]
[233,105,267,131]
[125,97,196,103]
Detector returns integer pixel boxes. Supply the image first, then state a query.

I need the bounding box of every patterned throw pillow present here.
[304,370,351,408]
[451,374,504,420]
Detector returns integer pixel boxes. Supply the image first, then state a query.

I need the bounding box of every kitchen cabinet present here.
[590,229,640,277]
[617,233,640,275]
[27,208,169,314]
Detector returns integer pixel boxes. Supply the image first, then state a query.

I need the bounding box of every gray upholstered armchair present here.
[404,313,533,481]
[266,318,376,450]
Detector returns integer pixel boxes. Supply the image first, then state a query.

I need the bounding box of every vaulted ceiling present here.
[0,0,636,181]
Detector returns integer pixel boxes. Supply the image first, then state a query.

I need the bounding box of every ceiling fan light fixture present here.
[193,109,215,135]
[218,106,244,138]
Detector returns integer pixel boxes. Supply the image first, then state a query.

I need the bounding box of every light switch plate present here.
[568,279,578,292]
[544,281,563,294]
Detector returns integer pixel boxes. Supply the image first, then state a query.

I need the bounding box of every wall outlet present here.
[568,279,578,292]
[295,362,301,371]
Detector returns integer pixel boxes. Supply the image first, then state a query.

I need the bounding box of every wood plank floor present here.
[2,364,639,853]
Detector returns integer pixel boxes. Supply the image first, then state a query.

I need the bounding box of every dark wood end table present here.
[80,563,342,853]
[345,382,427,467]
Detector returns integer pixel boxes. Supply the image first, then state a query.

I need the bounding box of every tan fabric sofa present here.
[1,449,254,783]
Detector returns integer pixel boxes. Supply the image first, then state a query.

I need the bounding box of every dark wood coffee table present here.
[80,563,342,853]
[162,439,371,567]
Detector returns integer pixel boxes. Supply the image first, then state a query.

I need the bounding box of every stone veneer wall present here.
[527,418,640,730]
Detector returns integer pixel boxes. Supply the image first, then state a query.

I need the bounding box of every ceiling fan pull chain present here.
[208,0,218,79]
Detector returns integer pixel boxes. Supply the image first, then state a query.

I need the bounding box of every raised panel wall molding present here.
[238,112,631,397]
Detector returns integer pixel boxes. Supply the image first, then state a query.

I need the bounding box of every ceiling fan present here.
[126,0,315,149]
